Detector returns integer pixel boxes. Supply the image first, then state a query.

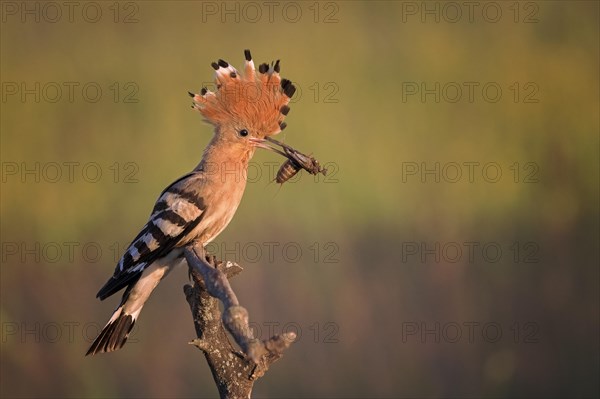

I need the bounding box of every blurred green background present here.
[1,1,598,398]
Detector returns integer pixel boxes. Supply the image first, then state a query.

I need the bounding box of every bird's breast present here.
[190,177,247,245]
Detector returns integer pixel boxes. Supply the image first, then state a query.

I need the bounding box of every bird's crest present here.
[190,49,296,137]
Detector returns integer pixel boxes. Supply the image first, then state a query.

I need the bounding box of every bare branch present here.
[183,242,295,398]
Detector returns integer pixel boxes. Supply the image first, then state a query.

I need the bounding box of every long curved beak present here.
[251,136,327,177]
[249,137,288,158]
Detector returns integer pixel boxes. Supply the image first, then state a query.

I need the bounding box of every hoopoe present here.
[86,50,296,355]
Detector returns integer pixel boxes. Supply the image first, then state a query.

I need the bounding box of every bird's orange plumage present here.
[192,51,295,138]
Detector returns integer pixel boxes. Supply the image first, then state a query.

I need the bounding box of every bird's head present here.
[190,50,296,162]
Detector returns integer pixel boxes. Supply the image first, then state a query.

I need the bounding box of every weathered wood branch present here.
[183,242,295,398]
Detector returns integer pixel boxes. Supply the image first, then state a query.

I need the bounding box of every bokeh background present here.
[1,1,598,398]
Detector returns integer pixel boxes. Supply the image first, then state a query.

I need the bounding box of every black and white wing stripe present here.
[96,172,206,300]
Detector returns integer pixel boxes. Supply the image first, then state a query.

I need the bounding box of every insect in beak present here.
[249,137,328,181]
[266,137,328,178]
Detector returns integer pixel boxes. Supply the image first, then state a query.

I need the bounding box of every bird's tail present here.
[86,306,138,356]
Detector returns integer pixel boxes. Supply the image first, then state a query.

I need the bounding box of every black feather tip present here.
[280,105,290,115]
[218,59,229,68]
[244,49,252,61]
[274,60,280,73]
[211,62,219,70]
[281,79,296,98]
[258,63,269,74]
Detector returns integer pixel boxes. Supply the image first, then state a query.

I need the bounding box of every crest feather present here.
[190,49,295,137]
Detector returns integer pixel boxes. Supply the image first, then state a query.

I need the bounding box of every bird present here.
[86,49,296,355]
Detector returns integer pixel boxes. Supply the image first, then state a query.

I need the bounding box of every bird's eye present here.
[239,129,249,137]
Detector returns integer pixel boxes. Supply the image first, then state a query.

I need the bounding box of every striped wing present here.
[96,172,206,300]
